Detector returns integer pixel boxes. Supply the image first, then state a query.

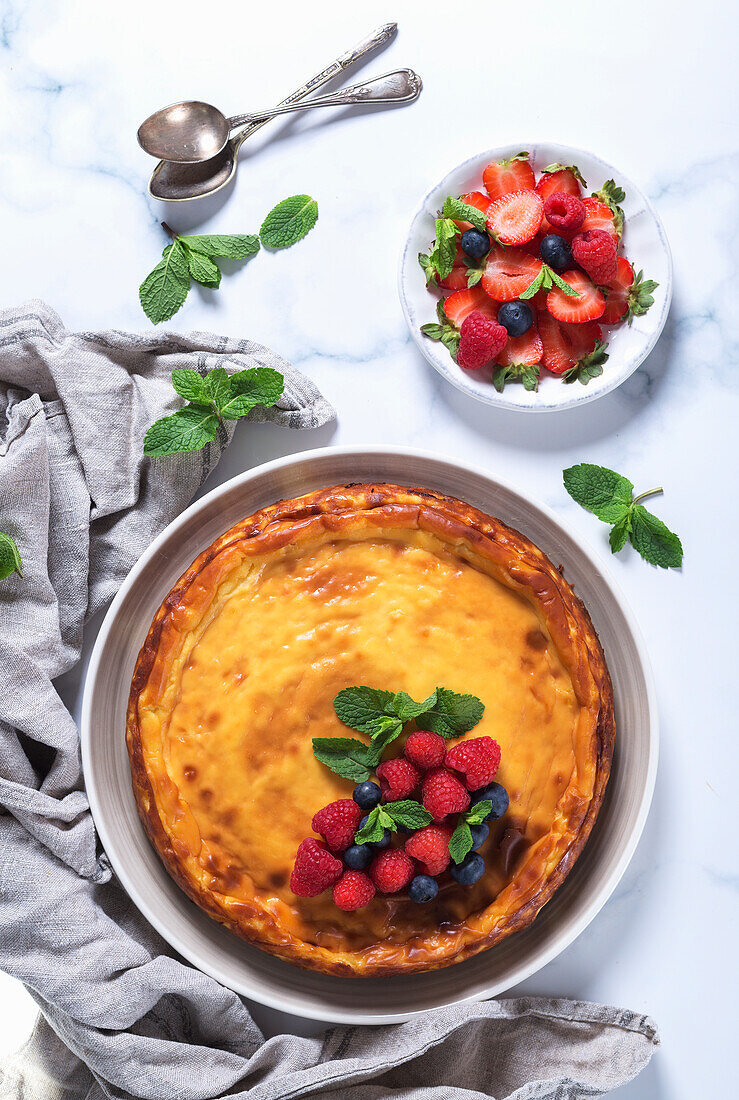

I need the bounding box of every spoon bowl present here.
[138,101,231,164]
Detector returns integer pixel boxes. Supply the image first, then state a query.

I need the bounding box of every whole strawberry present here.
[370,848,415,893]
[404,730,446,770]
[290,838,343,897]
[405,824,451,876]
[333,870,376,911]
[571,229,618,284]
[422,768,470,823]
[376,758,420,802]
[312,798,362,852]
[445,736,501,791]
[457,311,508,370]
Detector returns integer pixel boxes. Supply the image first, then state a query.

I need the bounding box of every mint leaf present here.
[183,246,221,289]
[418,688,484,739]
[442,195,486,233]
[466,800,493,826]
[365,717,403,765]
[217,367,284,420]
[139,240,190,324]
[181,233,260,260]
[449,821,473,864]
[609,513,632,554]
[143,405,219,457]
[354,806,385,843]
[0,533,22,581]
[519,267,545,300]
[548,267,580,297]
[170,368,206,403]
[563,464,634,524]
[384,800,432,831]
[433,217,459,280]
[334,686,394,733]
[390,690,438,722]
[260,195,318,249]
[311,737,372,782]
[630,505,683,569]
[202,367,231,405]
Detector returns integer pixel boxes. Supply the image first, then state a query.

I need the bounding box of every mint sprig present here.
[260,194,318,249]
[0,532,22,581]
[563,463,683,568]
[355,800,432,844]
[449,800,493,863]
[143,366,283,457]
[520,264,579,300]
[421,301,461,359]
[418,195,489,287]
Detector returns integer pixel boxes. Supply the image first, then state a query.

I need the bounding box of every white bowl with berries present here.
[399,142,672,410]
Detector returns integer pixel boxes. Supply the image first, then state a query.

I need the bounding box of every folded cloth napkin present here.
[0,302,658,1100]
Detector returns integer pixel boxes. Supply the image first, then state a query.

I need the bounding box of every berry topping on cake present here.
[546,269,605,324]
[404,730,447,770]
[486,190,544,245]
[376,758,420,801]
[408,874,440,903]
[450,852,486,886]
[289,839,343,897]
[482,151,536,200]
[469,822,490,850]
[404,824,451,876]
[370,848,415,894]
[352,781,382,812]
[357,815,392,849]
[473,781,510,821]
[333,870,376,911]
[539,233,573,272]
[422,769,471,823]
[572,229,618,284]
[542,192,585,231]
[445,736,501,790]
[311,798,362,852]
[457,312,508,370]
[343,843,374,870]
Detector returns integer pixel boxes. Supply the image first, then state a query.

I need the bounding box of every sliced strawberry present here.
[538,312,602,374]
[495,321,543,367]
[486,191,543,246]
[438,265,470,291]
[443,286,498,328]
[601,257,634,323]
[482,245,542,302]
[482,153,535,200]
[536,167,584,201]
[579,197,618,242]
[547,269,605,323]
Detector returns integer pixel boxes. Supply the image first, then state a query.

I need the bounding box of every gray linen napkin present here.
[0,301,658,1100]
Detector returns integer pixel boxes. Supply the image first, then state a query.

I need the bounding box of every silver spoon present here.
[147,24,406,202]
[139,69,421,164]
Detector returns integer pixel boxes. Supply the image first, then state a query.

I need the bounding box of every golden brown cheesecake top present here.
[127,484,614,976]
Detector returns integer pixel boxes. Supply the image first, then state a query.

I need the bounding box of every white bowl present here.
[398,142,673,411]
[81,446,657,1024]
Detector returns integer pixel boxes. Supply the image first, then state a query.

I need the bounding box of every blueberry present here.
[353,781,381,811]
[469,822,490,850]
[408,874,439,903]
[344,843,373,870]
[450,852,485,886]
[497,300,533,337]
[474,782,509,821]
[539,234,572,272]
[460,228,490,260]
[357,815,391,849]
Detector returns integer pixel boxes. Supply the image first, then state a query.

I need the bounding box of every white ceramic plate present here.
[398,142,673,411]
[81,446,658,1024]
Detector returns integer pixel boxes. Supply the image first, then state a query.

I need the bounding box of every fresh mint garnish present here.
[260,194,318,249]
[311,738,374,783]
[562,340,609,386]
[520,264,579,300]
[418,195,489,286]
[449,800,493,863]
[0,532,22,581]
[143,366,283,457]
[493,362,540,393]
[563,463,683,568]
[416,688,484,739]
[441,195,486,233]
[355,800,432,844]
[420,300,461,359]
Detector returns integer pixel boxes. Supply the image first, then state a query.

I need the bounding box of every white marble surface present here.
[1,0,737,1094]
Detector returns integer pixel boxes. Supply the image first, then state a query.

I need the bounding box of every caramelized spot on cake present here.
[200,788,213,804]
[270,871,287,888]
[526,628,548,651]
[183,766,196,781]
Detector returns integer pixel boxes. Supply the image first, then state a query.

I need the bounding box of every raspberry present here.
[571,229,618,284]
[421,769,470,823]
[312,799,362,852]
[405,824,451,876]
[542,192,585,231]
[376,758,420,802]
[289,838,343,897]
[332,870,376,911]
[404,730,446,770]
[457,311,508,370]
[370,848,415,893]
[445,736,502,791]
